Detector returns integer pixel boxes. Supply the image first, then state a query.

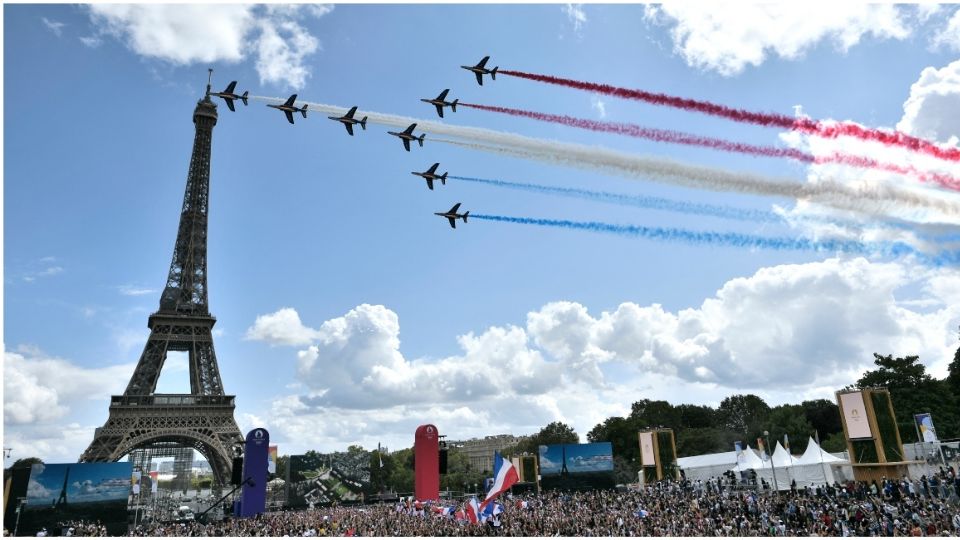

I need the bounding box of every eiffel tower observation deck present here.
[79,80,243,486]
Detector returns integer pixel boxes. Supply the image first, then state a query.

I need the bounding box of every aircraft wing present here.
[475,72,484,86]
[284,94,298,107]
[402,138,411,151]
[345,123,354,136]
[345,106,357,119]
[448,217,456,228]
[284,110,295,124]
[477,56,489,68]
[437,89,449,101]
[224,98,236,112]
[224,81,237,94]
[403,123,417,135]
[434,104,444,118]
[449,203,462,214]
[426,179,434,190]
[427,163,439,174]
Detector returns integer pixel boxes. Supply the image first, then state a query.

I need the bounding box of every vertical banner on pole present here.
[240,428,270,517]
[268,446,278,475]
[414,424,439,501]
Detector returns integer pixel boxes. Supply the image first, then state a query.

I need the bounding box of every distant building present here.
[447,434,527,473]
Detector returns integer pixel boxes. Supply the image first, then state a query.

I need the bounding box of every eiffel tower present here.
[79,78,243,486]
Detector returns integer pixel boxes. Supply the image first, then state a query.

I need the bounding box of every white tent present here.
[730,445,765,472]
[677,450,738,481]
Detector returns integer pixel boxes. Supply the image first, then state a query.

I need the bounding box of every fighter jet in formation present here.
[435,203,469,228]
[412,163,448,190]
[388,123,426,151]
[461,56,498,86]
[327,106,368,136]
[420,89,458,118]
[267,94,308,124]
[208,81,249,112]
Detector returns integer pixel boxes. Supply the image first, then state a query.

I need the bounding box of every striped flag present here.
[480,451,519,511]
[466,497,481,524]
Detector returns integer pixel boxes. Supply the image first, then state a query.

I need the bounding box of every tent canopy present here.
[795,436,846,465]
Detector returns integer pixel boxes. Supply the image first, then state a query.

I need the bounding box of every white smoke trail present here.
[252,96,960,219]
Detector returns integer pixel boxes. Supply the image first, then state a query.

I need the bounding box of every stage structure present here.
[129,444,194,493]
[639,429,679,483]
[836,388,911,482]
[79,79,244,486]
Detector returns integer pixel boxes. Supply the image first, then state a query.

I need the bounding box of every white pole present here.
[815,432,828,487]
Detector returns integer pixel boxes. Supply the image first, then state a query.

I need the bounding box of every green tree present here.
[800,399,842,439]
[947,329,960,396]
[11,457,43,469]
[717,394,770,435]
[761,404,815,455]
[514,421,579,455]
[855,353,960,441]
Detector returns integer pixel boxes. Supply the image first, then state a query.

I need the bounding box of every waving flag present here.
[466,497,481,524]
[480,451,519,510]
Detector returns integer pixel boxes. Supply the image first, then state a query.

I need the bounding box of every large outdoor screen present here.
[538,442,615,491]
[286,451,371,508]
[20,462,132,536]
[840,391,873,439]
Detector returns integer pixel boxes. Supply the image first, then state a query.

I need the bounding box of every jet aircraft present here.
[461,56,498,86]
[208,81,249,112]
[435,203,469,228]
[267,94,308,124]
[388,123,425,151]
[327,106,368,136]
[412,163,448,190]
[420,89,458,118]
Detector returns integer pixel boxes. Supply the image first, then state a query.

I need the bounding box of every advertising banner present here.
[149,471,159,493]
[414,424,439,501]
[639,432,655,467]
[240,428,270,517]
[914,413,938,442]
[286,450,371,508]
[268,445,278,475]
[840,391,873,439]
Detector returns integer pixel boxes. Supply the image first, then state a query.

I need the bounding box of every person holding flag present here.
[480,451,519,512]
[465,497,481,524]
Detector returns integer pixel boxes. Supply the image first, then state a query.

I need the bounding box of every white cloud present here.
[249,263,958,454]
[931,8,960,52]
[254,19,319,90]
[118,284,156,296]
[245,307,323,346]
[563,4,587,33]
[590,95,606,118]
[41,17,65,37]
[898,59,960,145]
[644,4,912,76]
[4,346,134,425]
[79,35,102,48]
[86,4,333,90]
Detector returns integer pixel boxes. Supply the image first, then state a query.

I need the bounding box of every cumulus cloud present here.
[118,284,156,296]
[3,346,134,425]
[898,59,960,145]
[244,307,324,346]
[86,4,334,89]
[249,263,958,454]
[644,4,912,76]
[590,95,606,118]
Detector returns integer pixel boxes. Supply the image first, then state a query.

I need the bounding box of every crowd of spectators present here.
[14,468,960,536]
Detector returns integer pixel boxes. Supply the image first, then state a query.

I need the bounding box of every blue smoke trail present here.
[449,175,777,223]
[470,214,960,267]
[450,175,960,242]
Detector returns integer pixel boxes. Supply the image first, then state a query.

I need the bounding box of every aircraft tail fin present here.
[360,117,367,130]
[440,172,448,185]
[301,104,308,118]
[418,134,425,147]
[463,211,469,223]
[241,91,249,106]
[491,66,498,80]
[451,99,458,112]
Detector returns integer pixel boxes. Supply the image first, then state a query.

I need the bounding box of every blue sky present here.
[5,4,960,464]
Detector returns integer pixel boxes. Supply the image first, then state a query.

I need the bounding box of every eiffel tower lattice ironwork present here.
[79,82,243,486]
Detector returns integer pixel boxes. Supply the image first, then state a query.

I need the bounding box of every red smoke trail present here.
[499,69,960,163]
[460,102,960,191]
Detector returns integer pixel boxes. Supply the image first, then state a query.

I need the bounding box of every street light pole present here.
[763,431,779,492]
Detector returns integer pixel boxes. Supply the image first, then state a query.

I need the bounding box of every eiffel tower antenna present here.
[79,86,243,487]
[206,68,213,97]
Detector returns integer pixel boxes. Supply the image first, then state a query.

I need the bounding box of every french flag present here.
[466,497,481,524]
[480,451,519,511]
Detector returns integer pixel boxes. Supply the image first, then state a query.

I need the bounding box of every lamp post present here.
[763,431,779,492]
